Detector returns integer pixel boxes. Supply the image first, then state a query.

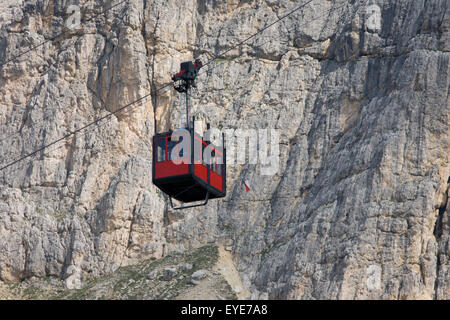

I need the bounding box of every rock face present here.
[0,0,449,300]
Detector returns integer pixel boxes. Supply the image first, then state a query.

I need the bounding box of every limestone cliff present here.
[0,0,448,299]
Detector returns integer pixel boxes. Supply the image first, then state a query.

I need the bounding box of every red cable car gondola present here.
[152,60,226,209]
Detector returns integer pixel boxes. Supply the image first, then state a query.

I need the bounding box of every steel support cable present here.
[0,83,172,172]
[0,0,129,68]
[0,0,353,173]
[193,0,349,94]
[200,0,315,69]
[0,1,129,144]
[0,85,174,179]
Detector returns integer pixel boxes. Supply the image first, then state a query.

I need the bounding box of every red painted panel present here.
[194,162,207,181]
[210,170,223,191]
[155,161,189,179]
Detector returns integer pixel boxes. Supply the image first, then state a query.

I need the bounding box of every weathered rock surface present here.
[182,263,193,271]
[190,269,207,284]
[0,0,448,300]
[162,267,177,281]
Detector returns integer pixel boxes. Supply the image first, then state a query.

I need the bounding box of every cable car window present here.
[214,154,223,176]
[203,146,214,170]
[210,150,215,171]
[194,138,203,162]
[167,140,177,161]
[156,138,166,162]
[201,142,207,165]
[178,136,184,158]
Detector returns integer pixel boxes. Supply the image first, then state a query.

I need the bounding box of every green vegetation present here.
[3,245,238,300]
[218,224,233,232]
[33,205,67,221]
[48,245,222,300]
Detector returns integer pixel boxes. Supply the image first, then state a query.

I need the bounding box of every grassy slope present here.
[1,245,237,300]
